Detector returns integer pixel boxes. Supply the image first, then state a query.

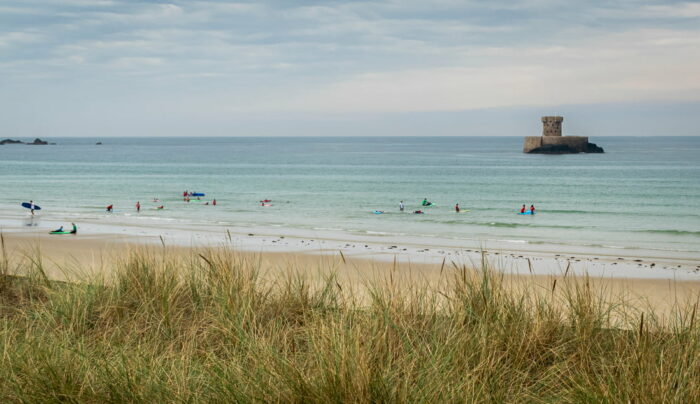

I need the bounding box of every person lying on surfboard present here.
[53,226,64,233]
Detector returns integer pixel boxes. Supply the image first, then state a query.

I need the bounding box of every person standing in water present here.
[213,199,217,206]
[530,204,536,214]
[455,203,460,213]
[106,204,113,213]
[136,201,141,212]
[520,204,526,214]
[399,201,404,212]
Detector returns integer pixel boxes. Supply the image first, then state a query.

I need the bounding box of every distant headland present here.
[524,117,603,154]
[0,138,54,145]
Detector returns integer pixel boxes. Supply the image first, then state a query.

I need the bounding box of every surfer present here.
[422,198,432,207]
[399,201,404,212]
[530,204,536,214]
[157,205,164,210]
[212,199,217,206]
[136,201,141,212]
[455,203,460,213]
[53,225,64,233]
[70,223,77,234]
[413,210,424,214]
[30,200,35,216]
[106,204,113,213]
[520,205,526,214]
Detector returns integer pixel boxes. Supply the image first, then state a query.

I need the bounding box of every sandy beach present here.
[4,229,699,318]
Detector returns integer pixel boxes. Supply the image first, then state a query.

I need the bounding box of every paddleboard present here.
[50,231,73,235]
[373,210,384,214]
[518,211,534,215]
[21,202,41,210]
[261,204,273,207]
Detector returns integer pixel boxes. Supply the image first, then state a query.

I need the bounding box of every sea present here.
[1,136,699,261]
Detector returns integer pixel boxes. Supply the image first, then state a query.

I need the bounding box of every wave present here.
[486,222,582,230]
[638,229,700,237]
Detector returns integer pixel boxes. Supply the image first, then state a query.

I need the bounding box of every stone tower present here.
[541,116,563,137]
[523,116,604,153]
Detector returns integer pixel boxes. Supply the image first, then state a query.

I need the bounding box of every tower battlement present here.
[541,116,563,136]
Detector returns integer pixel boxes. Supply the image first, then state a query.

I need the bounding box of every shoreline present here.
[3,231,700,319]
[2,214,699,281]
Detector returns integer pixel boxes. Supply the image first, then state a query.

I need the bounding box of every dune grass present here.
[1,243,700,403]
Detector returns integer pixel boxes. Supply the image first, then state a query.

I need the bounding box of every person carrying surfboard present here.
[30,200,35,216]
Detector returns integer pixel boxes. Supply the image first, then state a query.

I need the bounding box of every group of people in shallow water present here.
[398,199,536,215]
[105,197,217,213]
[520,204,536,214]
[42,194,537,236]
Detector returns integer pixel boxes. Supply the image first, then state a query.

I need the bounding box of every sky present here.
[1,0,699,137]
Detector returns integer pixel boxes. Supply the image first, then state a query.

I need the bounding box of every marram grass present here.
[1,245,700,403]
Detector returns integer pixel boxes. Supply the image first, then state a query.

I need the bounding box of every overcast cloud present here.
[1,0,699,136]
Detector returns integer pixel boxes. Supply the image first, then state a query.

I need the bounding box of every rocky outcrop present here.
[584,142,604,153]
[0,138,54,145]
[526,142,604,154]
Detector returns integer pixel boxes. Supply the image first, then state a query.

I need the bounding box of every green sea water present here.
[1,136,699,257]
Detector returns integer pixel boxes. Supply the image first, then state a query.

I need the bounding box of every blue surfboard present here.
[191,192,205,197]
[518,211,534,215]
[21,202,41,210]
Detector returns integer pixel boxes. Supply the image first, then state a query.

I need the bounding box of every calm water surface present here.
[1,136,699,255]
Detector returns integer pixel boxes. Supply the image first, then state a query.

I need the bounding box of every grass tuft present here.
[0,247,699,402]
